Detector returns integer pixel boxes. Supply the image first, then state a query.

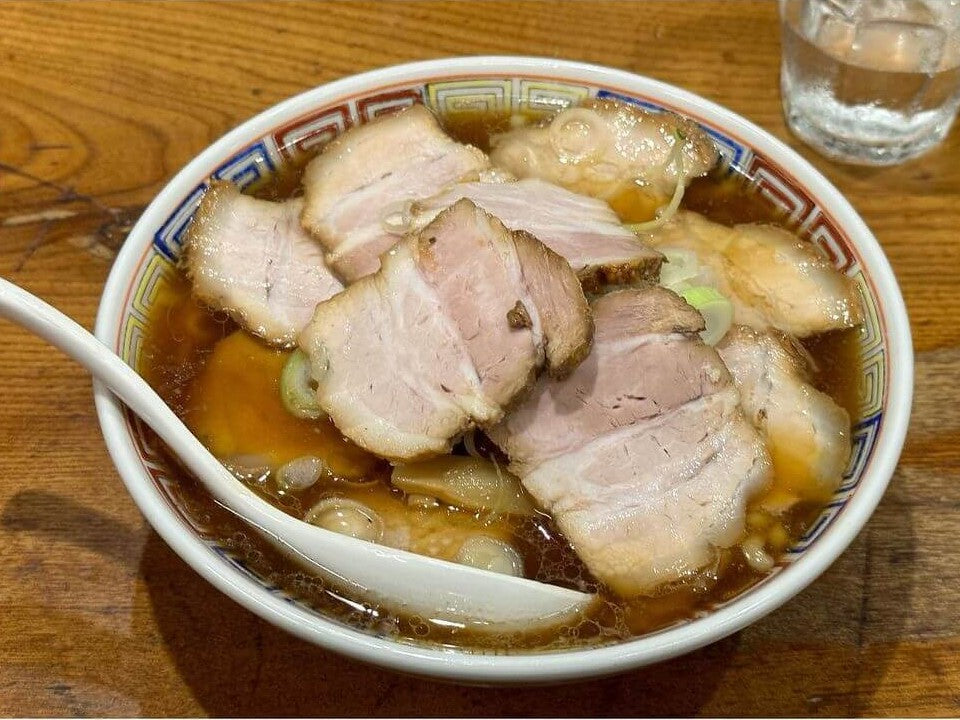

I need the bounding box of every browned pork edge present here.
[576,254,663,294]
[510,229,594,380]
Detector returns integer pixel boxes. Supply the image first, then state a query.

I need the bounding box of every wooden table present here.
[0,1,957,715]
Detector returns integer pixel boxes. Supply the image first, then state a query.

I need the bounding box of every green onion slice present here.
[658,247,700,290]
[280,349,325,420]
[680,286,734,346]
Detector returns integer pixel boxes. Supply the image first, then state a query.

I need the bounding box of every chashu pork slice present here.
[410,178,663,291]
[183,182,344,347]
[490,99,719,203]
[718,325,851,502]
[643,210,863,338]
[488,287,771,597]
[300,104,489,282]
[298,199,592,463]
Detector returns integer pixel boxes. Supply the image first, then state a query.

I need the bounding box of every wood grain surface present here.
[0,1,957,716]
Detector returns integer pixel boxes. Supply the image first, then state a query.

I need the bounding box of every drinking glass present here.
[779,0,960,165]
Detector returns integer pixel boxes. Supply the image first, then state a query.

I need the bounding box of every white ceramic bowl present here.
[93,57,912,684]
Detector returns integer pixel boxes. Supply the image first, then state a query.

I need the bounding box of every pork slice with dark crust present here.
[488,287,771,596]
[298,199,592,462]
[300,104,489,283]
[511,229,594,378]
[412,202,546,410]
[411,179,662,291]
[183,182,344,347]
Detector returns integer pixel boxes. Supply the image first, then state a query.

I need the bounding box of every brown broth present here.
[136,107,863,652]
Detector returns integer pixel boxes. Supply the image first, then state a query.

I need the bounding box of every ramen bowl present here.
[93,56,912,684]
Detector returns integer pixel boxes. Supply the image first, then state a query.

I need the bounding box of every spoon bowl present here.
[0,277,596,630]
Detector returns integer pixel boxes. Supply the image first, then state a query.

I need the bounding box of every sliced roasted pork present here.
[490,99,719,203]
[183,182,344,347]
[489,288,771,597]
[300,104,488,282]
[644,210,863,338]
[718,326,851,501]
[410,179,662,291]
[298,199,592,463]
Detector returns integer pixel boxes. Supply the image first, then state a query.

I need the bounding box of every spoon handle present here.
[0,276,596,627]
[0,276,391,569]
[0,276,271,518]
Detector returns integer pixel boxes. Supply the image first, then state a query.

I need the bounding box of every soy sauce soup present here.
[138,106,862,651]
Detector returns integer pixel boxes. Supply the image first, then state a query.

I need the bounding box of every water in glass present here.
[780,0,960,164]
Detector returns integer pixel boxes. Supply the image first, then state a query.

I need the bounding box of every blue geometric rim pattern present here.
[123,75,887,636]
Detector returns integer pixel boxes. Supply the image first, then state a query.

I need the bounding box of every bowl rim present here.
[93,55,913,684]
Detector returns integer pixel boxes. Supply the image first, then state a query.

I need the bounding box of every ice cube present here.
[797,0,860,59]
[829,0,864,19]
[851,19,947,72]
[816,14,858,59]
[799,0,859,32]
